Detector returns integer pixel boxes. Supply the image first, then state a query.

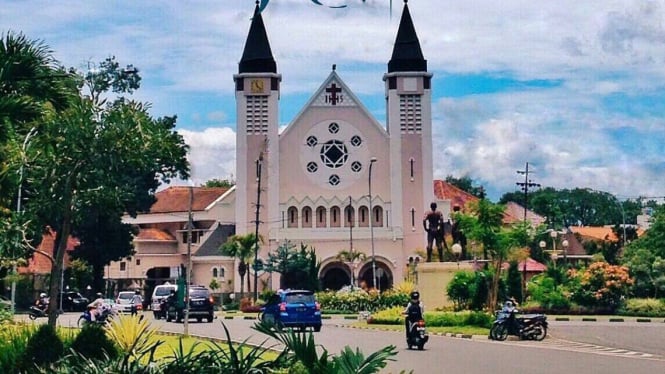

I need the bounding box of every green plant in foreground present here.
[253,320,397,374]
[22,323,65,371]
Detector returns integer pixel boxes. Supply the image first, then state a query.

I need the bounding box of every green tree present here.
[445,175,485,198]
[505,260,523,303]
[202,178,235,188]
[265,240,321,291]
[220,233,262,299]
[622,205,665,297]
[335,249,366,287]
[457,199,530,309]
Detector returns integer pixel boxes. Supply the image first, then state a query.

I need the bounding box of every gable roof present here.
[502,201,546,226]
[281,69,388,138]
[149,186,232,213]
[433,180,478,210]
[194,224,236,257]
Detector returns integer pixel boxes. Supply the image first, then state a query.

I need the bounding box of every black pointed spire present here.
[388,0,426,72]
[239,2,276,73]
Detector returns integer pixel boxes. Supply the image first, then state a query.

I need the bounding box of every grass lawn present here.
[352,322,489,336]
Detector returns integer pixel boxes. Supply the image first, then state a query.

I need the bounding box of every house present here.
[106,186,236,299]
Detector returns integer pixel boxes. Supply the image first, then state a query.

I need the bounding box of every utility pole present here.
[253,153,264,302]
[516,162,540,221]
[184,185,193,336]
[516,162,540,303]
[348,196,354,286]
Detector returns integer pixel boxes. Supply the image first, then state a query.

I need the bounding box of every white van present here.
[151,283,177,319]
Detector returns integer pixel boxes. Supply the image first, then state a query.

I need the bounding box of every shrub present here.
[569,262,634,311]
[368,307,492,328]
[618,298,665,317]
[72,323,118,360]
[447,271,475,310]
[22,323,64,370]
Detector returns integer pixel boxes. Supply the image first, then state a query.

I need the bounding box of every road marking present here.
[490,337,664,361]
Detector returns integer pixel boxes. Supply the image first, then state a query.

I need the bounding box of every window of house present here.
[373,206,384,227]
[359,206,369,227]
[136,259,141,266]
[212,267,219,278]
[120,262,126,272]
[330,206,341,227]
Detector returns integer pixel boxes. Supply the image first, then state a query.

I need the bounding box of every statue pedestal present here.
[416,261,474,310]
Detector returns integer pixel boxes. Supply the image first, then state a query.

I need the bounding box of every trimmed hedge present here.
[368,307,492,328]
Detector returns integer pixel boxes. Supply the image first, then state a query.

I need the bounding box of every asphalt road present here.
[25,313,665,374]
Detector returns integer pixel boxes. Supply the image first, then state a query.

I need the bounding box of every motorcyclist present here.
[403,291,425,339]
[87,292,105,321]
[130,289,143,316]
[35,293,49,312]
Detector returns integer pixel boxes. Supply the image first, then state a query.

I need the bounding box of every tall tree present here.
[445,175,485,199]
[220,233,262,299]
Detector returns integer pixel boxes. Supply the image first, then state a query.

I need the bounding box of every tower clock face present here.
[301,119,370,189]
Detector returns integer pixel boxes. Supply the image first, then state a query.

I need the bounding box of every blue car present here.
[260,290,322,332]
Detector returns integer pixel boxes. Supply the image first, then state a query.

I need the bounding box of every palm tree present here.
[335,249,366,287]
[220,233,263,299]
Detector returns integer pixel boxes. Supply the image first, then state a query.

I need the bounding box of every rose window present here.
[320,140,348,169]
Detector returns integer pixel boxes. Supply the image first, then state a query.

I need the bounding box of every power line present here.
[516,162,541,221]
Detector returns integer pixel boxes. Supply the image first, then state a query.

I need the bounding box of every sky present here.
[4,0,665,202]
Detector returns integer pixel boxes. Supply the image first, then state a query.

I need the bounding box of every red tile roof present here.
[502,201,546,226]
[136,228,177,241]
[149,186,231,213]
[433,180,544,226]
[501,257,547,272]
[18,227,78,275]
[433,180,478,211]
[569,226,645,242]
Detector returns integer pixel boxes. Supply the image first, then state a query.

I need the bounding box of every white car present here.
[115,291,136,313]
[151,283,177,319]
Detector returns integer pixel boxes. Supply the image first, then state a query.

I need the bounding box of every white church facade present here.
[107,1,451,296]
[234,0,439,291]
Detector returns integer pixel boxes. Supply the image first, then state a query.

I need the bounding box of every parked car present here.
[259,289,322,332]
[115,291,137,313]
[61,292,90,312]
[151,283,177,319]
[166,285,215,323]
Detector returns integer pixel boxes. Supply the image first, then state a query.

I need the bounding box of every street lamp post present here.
[368,157,377,291]
[562,239,569,268]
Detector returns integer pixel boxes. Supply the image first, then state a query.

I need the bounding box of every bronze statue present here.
[423,202,447,262]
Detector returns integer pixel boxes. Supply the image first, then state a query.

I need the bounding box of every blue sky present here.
[4,0,665,202]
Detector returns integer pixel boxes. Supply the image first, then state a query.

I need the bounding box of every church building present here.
[234,0,440,291]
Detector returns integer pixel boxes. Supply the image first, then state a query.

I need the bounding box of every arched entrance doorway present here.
[320,262,351,291]
[358,261,393,291]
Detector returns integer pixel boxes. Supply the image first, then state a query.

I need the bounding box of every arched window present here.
[219,267,225,278]
[302,206,312,228]
[316,206,327,228]
[330,206,341,227]
[344,205,355,227]
[358,206,369,227]
[212,267,219,278]
[287,206,299,228]
[373,206,384,227]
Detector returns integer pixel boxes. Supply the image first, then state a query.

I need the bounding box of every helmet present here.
[135,289,141,294]
[504,300,514,308]
[40,293,47,298]
[96,292,103,297]
[410,291,420,300]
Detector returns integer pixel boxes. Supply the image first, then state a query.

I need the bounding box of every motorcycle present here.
[77,305,114,328]
[28,305,48,320]
[489,308,548,341]
[406,319,429,350]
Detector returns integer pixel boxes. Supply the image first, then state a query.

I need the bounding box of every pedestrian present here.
[130,289,143,316]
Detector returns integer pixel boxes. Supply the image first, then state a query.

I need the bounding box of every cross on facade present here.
[325,83,343,105]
